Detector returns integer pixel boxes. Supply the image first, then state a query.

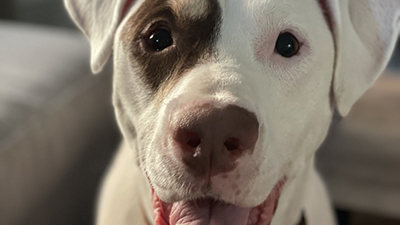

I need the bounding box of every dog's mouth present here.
[152,179,286,225]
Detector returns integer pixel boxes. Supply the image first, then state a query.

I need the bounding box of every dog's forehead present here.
[170,0,211,19]
[120,0,313,96]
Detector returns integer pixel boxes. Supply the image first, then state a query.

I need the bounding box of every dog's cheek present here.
[112,43,182,189]
[274,77,333,177]
[112,42,160,167]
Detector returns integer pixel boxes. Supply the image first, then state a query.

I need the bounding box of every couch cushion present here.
[0,21,118,225]
[317,72,400,219]
[0,22,90,143]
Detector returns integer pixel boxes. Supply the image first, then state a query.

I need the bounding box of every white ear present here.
[323,0,400,116]
[64,0,136,73]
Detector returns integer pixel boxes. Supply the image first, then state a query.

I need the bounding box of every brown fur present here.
[121,0,221,95]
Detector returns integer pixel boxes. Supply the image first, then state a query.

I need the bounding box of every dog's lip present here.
[152,178,286,225]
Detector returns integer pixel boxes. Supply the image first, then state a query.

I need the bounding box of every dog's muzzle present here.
[150,101,286,225]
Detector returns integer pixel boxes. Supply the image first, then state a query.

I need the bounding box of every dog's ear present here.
[64,0,138,73]
[322,0,400,116]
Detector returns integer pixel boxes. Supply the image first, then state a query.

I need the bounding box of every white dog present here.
[65,0,400,224]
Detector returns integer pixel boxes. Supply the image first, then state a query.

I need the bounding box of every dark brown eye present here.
[275,32,300,58]
[147,27,173,52]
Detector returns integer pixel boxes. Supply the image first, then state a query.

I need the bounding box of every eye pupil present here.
[275,32,300,58]
[148,28,173,52]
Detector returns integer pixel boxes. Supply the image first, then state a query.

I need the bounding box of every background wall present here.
[0,0,74,28]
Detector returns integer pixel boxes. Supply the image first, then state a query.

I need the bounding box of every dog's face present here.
[65,0,400,224]
[115,0,334,206]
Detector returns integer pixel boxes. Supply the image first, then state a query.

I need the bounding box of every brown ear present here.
[322,0,400,116]
[64,0,140,73]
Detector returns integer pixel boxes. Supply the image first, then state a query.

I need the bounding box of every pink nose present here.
[172,104,259,176]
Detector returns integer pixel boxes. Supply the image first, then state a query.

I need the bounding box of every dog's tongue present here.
[169,199,251,225]
[153,193,251,225]
[152,179,286,225]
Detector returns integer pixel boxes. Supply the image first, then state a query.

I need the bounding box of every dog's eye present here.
[275,32,300,58]
[147,27,173,52]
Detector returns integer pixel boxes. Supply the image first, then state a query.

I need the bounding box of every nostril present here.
[186,132,201,148]
[224,137,240,151]
[174,128,201,149]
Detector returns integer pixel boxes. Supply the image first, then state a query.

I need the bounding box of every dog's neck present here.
[272,156,314,225]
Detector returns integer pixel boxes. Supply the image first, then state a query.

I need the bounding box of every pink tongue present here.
[169,199,251,225]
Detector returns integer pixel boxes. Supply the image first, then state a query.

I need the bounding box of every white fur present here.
[64,0,400,224]
[325,0,400,116]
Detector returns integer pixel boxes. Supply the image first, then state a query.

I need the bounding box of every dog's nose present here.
[172,104,259,176]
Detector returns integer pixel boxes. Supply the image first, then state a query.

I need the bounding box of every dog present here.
[64,0,400,224]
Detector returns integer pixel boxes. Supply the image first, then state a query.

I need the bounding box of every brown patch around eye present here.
[121,0,222,97]
[170,0,210,20]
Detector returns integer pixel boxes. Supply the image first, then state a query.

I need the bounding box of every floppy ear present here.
[64,0,137,73]
[323,0,400,116]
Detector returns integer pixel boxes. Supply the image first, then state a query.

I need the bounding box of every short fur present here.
[64,0,400,224]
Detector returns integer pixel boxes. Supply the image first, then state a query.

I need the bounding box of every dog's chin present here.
[152,179,286,225]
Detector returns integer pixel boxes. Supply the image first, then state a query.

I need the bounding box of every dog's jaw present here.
[152,179,286,225]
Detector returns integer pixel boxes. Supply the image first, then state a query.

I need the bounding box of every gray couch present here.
[0,21,120,225]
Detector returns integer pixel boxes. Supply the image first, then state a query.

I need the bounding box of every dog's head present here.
[65,0,400,224]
